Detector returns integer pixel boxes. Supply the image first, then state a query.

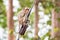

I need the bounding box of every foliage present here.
[55,7,60,13]
[18,0,33,8]
[57,18,60,22]
[40,0,54,26]
[0,0,7,28]
[40,0,54,15]
[41,30,51,40]
[47,20,51,25]
[29,12,34,26]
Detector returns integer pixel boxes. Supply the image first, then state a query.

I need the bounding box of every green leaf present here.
[44,9,50,15]
[0,0,7,28]
[47,20,51,25]
[29,12,34,26]
[53,27,59,32]
[57,18,60,22]
[18,0,33,8]
[55,7,60,13]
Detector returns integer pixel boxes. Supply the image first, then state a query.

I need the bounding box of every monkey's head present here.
[24,7,29,14]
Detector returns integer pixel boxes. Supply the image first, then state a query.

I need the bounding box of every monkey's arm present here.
[18,10,25,25]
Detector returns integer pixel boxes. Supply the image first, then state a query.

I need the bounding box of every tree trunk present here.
[34,0,39,40]
[7,0,15,40]
[51,0,60,40]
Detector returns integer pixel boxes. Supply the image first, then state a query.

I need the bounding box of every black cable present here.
[27,2,34,18]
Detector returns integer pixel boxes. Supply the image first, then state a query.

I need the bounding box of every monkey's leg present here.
[19,24,28,35]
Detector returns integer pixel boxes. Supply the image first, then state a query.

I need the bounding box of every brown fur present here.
[18,7,29,35]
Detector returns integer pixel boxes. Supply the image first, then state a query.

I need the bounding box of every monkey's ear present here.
[25,7,29,10]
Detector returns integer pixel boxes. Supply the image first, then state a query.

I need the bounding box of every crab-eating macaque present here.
[18,7,30,35]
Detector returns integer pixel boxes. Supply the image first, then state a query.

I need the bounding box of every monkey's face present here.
[24,7,29,14]
[25,9,29,14]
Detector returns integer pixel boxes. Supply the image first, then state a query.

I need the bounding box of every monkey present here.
[18,7,29,25]
[18,7,30,35]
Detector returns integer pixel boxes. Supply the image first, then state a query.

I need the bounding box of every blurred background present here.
[0,0,60,40]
